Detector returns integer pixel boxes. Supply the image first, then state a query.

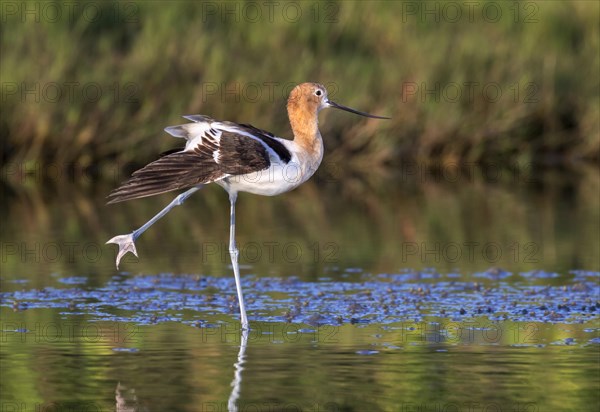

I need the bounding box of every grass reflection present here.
[1,308,598,411]
[1,165,598,288]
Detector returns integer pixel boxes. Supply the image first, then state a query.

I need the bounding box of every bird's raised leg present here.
[106,186,201,269]
[228,192,249,329]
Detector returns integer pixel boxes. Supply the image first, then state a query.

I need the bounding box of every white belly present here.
[217,156,321,196]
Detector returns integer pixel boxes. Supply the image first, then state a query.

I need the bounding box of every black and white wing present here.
[107,115,290,204]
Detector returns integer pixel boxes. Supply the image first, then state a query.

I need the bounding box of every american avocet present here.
[106,82,389,329]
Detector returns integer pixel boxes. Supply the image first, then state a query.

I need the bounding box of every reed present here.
[1,1,598,185]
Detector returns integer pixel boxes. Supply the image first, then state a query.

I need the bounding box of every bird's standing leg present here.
[228,192,249,330]
[106,186,201,269]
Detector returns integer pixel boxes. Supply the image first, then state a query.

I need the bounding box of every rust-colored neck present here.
[287,98,321,156]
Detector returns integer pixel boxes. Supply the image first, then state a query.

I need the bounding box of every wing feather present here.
[107,150,222,203]
[107,119,273,204]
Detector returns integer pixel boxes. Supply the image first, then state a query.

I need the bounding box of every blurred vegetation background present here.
[1,3,598,408]
[1,0,599,281]
[1,0,598,183]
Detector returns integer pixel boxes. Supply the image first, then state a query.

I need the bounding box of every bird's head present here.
[287,82,390,119]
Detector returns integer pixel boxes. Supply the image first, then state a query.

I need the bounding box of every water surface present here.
[1,167,599,411]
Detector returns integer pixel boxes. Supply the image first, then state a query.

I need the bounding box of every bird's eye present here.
[315,90,322,96]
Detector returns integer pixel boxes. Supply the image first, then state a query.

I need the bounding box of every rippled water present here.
[2,308,598,411]
[1,170,599,411]
[3,270,599,326]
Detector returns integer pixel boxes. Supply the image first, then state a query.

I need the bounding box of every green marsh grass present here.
[1,1,598,187]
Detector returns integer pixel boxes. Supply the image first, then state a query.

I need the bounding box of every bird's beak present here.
[326,100,390,119]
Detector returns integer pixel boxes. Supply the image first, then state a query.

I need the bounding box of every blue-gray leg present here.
[228,192,249,329]
[106,186,201,268]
